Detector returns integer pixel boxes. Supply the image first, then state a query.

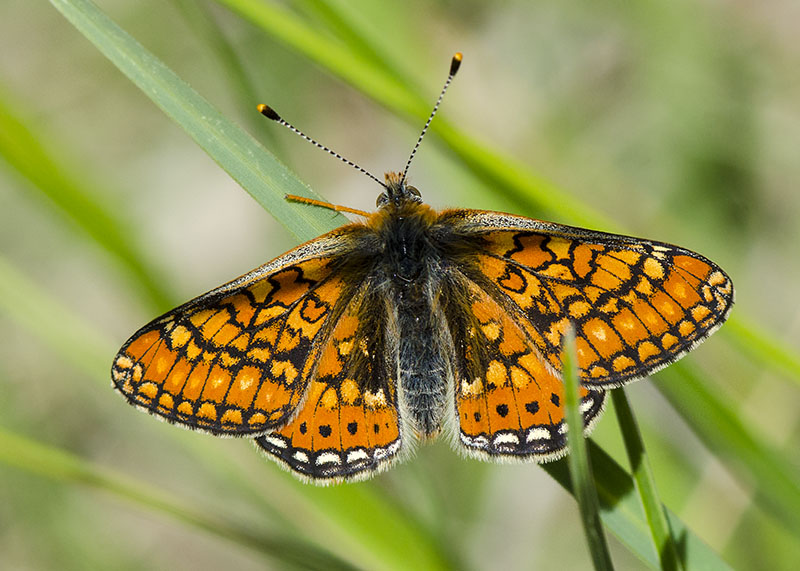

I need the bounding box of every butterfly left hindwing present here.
[441,272,606,460]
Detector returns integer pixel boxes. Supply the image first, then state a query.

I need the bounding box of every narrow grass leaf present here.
[544,443,733,570]
[563,327,615,570]
[49,0,347,244]
[722,317,800,387]
[215,0,423,119]
[213,0,605,228]
[169,0,279,146]
[612,389,683,571]
[657,363,800,538]
[0,253,110,376]
[293,0,412,84]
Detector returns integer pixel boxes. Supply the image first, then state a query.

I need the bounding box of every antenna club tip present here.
[257,104,281,121]
[450,52,463,75]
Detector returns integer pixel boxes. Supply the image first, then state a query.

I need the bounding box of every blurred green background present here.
[2,0,799,569]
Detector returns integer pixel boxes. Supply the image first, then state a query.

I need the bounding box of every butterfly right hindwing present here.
[256,278,404,481]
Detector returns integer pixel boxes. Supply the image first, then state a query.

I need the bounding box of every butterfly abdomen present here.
[392,271,452,438]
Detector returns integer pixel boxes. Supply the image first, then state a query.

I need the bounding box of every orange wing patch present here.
[467,225,733,388]
[256,285,402,481]
[111,257,345,435]
[446,278,605,459]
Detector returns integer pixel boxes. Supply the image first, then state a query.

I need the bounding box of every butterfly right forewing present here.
[111,231,363,436]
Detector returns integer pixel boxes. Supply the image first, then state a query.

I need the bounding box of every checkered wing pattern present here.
[111,236,354,435]
[447,210,734,388]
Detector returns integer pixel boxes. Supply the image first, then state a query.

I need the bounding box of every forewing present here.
[111,235,355,435]
[442,274,606,460]
[256,281,403,482]
[441,210,734,388]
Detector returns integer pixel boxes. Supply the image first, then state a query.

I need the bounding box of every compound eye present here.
[407,185,421,198]
[376,193,389,208]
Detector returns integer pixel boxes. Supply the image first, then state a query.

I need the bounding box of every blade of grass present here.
[0,253,110,376]
[169,0,280,146]
[722,318,800,385]
[49,0,347,244]
[217,0,425,119]
[612,389,683,571]
[657,363,800,538]
[543,443,733,570]
[0,86,174,310]
[293,0,419,88]
[0,427,358,571]
[563,327,615,570]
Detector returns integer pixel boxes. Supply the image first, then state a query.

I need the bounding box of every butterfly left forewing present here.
[441,210,734,389]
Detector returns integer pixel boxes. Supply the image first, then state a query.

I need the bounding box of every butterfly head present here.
[376,171,422,209]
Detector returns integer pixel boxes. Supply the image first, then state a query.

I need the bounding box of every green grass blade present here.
[722,317,800,387]
[0,253,109,376]
[289,480,452,571]
[293,0,411,83]
[612,390,683,571]
[213,0,605,228]
[49,0,347,244]
[0,86,174,309]
[0,428,359,571]
[543,443,733,570]
[657,363,800,538]
[563,328,615,570]
[216,0,424,119]
[169,0,279,146]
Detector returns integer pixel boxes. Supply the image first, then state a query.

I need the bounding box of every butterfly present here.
[111,53,734,483]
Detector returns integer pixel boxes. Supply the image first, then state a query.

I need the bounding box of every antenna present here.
[400,52,462,184]
[257,104,386,189]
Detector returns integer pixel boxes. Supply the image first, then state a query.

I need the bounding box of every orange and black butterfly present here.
[112,53,733,483]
